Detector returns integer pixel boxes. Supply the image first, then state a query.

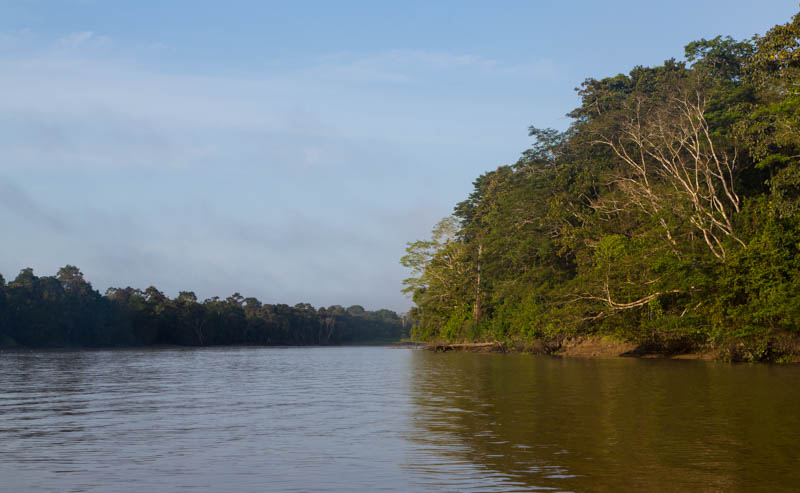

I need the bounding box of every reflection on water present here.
[1,348,799,492]
[406,351,800,492]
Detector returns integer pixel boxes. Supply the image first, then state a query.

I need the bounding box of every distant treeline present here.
[0,265,407,348]
[402,12,800,361]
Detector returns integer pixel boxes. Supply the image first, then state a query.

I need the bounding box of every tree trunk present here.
[473,243,482,325]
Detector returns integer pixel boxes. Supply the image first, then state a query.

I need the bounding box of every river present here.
[1,347,798,491]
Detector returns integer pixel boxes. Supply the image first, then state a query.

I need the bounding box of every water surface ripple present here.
[1,347,798,491]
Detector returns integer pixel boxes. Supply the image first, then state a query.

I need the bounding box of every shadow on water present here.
[405,351,800,492]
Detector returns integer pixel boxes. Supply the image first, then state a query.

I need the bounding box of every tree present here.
[57,265,91,293]
[11,267,37,288]
[400,216,460,295]
[0,267,403,348]
[400,11,800,356]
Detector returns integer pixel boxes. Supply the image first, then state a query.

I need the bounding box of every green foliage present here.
[442,305,472,341]
[0,266,407,348]
[713,212,800,338]
[770,164,800,217]
[401,11,800,357]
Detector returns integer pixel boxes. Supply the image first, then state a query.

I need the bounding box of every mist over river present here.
[1,347,799,492]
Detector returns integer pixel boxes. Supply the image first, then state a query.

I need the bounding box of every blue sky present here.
[0,1,796,312]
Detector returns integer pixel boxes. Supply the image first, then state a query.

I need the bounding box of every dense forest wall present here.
[401,12,800,361]
[0,266,407,348]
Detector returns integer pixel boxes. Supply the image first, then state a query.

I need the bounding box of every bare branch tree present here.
[593,89,745,258]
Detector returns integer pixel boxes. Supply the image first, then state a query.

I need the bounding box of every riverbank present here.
[425,334,800,363]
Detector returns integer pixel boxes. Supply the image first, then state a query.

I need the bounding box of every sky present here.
[0,1,797,312]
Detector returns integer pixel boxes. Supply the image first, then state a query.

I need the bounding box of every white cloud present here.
[310,49,559,85]
[56,31,111,50]
[0,43,561,172]
[0,37,570,311]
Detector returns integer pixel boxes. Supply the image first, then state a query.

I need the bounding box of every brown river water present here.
[1,347,798,492]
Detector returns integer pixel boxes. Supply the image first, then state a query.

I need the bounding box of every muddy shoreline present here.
[425,335,800,363]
